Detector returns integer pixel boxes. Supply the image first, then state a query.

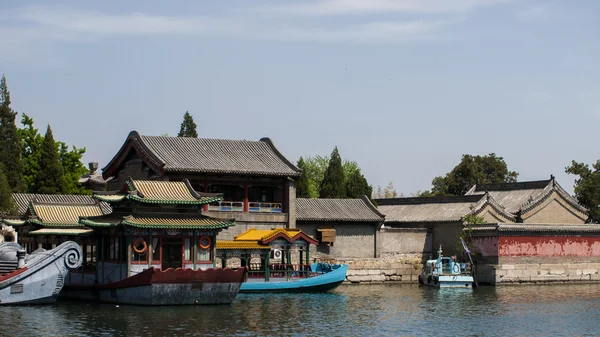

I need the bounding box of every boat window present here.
[197,241,211,263]
[184,238,191,261]
[152,238,160,262]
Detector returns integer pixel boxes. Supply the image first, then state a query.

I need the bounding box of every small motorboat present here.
[0,241,82,304]
[418,245,474,288]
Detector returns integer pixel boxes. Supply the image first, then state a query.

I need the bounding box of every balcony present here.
[249,202,282,213]
[208,201,243,212]
[208,201,283,213]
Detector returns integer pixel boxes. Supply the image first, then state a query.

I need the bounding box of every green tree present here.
[18,113,44,192]
[0,166,17,216]
[34,125,66,194]
[372,181,401,199]
[178,111,198,138]
[319,147,346,198]
[59,142,89,194]
[431,153,518,196]
[346,168,372,198]
[0,75,24,192]
[565,160,600,223]
[295,157,311,198]
[301,155,329,198]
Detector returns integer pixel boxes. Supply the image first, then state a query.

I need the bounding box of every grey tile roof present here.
[469,223,600,234]
[103,131,301,178]
[466,180,551,213]
[376,195,484,223]
[296,196,384,222]
[12,193,112,216]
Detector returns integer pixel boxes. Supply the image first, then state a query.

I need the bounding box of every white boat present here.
[418,246,474,288]
[0,241,82,304]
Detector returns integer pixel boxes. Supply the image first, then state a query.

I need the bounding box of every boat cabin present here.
[12,179,236,286]
[216,228,319,281]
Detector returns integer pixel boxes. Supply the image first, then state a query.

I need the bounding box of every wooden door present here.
[161,238,182,270]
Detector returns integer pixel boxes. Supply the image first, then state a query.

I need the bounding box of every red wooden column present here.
[243,182,249,212]
[203,181,209,211]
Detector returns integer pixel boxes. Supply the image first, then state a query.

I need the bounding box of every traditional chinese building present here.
[377,177,600,284]
[101,131,302,238]
[9,179,237,288]
[295,196,385,259]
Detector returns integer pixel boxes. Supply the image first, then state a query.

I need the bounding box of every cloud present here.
[1,5,454,43]
[264,0,514,16]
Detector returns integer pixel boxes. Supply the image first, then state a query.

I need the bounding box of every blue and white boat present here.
[217,228,348,293]
[418,246,474,288]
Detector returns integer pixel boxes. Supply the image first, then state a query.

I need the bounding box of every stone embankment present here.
[482,262,600,285]
[328,254,424,284]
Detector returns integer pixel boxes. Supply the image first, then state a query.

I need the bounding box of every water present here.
[3,284,600,337]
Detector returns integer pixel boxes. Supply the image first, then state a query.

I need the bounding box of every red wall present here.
[498,236,600,257]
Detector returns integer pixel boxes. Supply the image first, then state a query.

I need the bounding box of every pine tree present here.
[346,169,372,199]
[178,111,198,137]
[0,75,24,192]
[34,125,66,194]
[319,147,346,198]
[296,157,311,198]
[0,166,17,216]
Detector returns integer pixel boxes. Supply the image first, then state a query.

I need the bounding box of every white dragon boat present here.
[0,241,82,304]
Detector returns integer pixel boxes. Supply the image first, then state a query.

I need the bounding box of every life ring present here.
[199,236,212,250]
[133,239,147,254]
[453,264,460,273]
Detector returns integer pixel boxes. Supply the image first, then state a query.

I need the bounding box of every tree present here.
[178,111,198,138]
[431,153,518,196]
[301,155,329,198]
[0,166,17,216]
[566,160,600,223]
[412,190,433,197]
[0,75,24,192]
[59,142,89,194]
[18,113,44,192]
[346,168,372,198]
[34,125,66,194]
[295,157,311,198]
[319,147,346,198]
[372,181,401,199]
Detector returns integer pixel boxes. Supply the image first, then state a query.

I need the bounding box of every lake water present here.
[3,284,600,336]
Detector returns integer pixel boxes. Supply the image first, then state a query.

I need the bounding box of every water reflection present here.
[2,284,600,336]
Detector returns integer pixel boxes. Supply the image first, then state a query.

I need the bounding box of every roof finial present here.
[550,174,555,180]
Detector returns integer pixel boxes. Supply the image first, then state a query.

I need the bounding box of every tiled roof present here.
[216,241,271,250]
[466,178,587,216]
[28,228,94,236]
[31,203,105,227]
[102,131,302,178]
[296,196,385,222]
[121,216,235,230]
[12,193,112,215]
[466,180,551,213]
[376,195,484,223]
[94,179,222,205]
[469,223,600,234]
[235,228,301,241]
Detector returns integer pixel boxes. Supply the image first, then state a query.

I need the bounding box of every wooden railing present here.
[208,201,283,213]
[248,202,282,213]
[208,201,244,212]
[247,263,312,279]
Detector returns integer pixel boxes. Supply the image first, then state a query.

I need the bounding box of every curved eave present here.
[122,220,235,230]
[469,194,516,223]
[216,241,271,250]
[520,184,588,218]
[79,219,120,228]
[163,166,302,177]
[27,219,82,228]
[1,219,26,226]
[297,217,383,223]
[102,131,166,180]
[92,195,126,203]
[29,228,94,236]
[128,195,222,205]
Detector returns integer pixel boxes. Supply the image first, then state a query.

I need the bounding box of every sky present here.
[1,0,599,195]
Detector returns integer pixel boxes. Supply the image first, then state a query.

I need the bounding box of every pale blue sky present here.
[1,1,598,194]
